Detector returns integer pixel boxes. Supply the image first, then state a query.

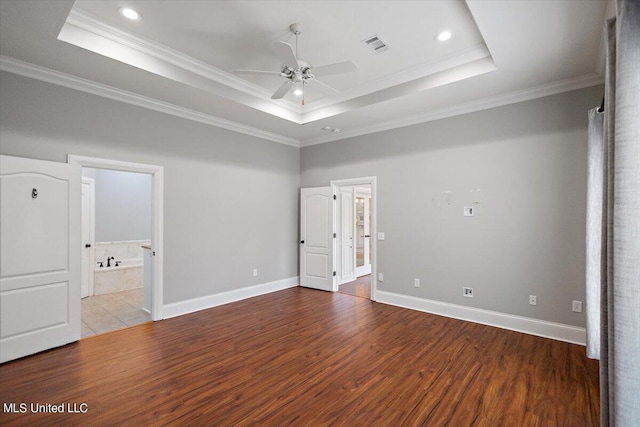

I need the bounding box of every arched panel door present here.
[299,187,335,292]
[1,155,81,363]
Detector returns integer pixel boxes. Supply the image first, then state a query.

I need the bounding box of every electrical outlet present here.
[377,232,385,240]
[463,287,473,298]
[253,269,258,277]
[529,295,537,306]
[378,273,384,282]
[414,278,420,288]
[572,300,583,313]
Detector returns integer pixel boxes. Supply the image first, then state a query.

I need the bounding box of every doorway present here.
[68,155,164,327]
[331,177,377,301]
[80,167,152,337]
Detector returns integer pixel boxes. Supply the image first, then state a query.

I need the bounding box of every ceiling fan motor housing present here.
[289,23,302,35]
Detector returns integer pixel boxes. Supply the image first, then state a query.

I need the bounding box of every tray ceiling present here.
[0,0,608,146]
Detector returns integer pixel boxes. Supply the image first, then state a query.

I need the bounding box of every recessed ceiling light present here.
[119,7,141,21]
[436,31,452,42]
[293,89,303,96]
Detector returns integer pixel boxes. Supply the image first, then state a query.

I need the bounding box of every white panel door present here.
[338,187,354,284]
[355,193,372,277]
[300,187,335,292]
[0,155,81,363]
[81,177,95,298]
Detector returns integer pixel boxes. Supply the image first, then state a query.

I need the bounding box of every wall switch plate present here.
[378,273,384,282]
[253,269,258,277]
[377,232,385,240]
[572,300,583,313]
[464,206,474,217]
[463,287,473,297]
[529,295,537,306]
[414,278,420,288]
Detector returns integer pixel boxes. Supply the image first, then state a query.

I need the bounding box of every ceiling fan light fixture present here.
[119,7,141,21]
[293,88,303,96]
[436,30,452,42]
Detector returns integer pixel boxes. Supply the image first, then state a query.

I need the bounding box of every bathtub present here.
[94,258,144,295]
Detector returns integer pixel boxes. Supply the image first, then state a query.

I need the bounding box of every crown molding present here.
[59,8,495,125]
[301,72,604,147]
[305,43,491,112]
[0,56,301,147]
[65,9,302,114]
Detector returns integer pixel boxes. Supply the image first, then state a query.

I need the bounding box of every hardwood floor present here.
[0,287,599,426]
[338,274,371,299]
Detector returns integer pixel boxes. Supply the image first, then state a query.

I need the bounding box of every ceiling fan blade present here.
[312,61,358,77]
[309,78,340,95]
[271,81,292,99]
[274,41,300,69]
[232,69,282,76]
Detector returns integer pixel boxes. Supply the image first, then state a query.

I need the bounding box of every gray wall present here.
[301,86,603,327]
[83,167,152,242]
[0,71,300,305]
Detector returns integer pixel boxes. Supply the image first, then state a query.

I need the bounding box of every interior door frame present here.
[81,177,95,298]
[337,186,355,285]
[331,177,377,301]
[354,186,372,278]
[68,155,164,321]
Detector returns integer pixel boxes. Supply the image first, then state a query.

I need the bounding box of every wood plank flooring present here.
[338,274,371,299]
[0,287,599,426]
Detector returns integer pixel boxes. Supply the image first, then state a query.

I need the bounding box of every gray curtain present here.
[585,0,640,426]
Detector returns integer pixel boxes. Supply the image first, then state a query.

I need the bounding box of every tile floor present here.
[81,288,150,338]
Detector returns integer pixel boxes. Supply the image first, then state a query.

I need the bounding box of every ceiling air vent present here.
[362,34,390,53]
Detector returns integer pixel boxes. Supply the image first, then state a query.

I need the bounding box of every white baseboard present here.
[162,276,299,319]
[376,291,586,345]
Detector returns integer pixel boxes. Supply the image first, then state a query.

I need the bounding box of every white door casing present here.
[355,187,372,277]
[338,187,355,284]
[81,177,95,298]
[300,187,335,292]
[0,155,81,363]
[68,155,164,321]
[331,177,377,301]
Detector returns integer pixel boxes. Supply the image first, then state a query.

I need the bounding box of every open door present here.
[300,187,335,292]
[355,190,372,277]
[0,155,81,363]
[81,177,95,299]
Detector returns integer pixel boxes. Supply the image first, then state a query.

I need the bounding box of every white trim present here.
[376,291,586,345]
[162,276,299,319]
[0,56,300,147]
[302,72,605,147]
[354,188,372,278]
[331,177,377,301]
[305,43,491,112]
[60,9,493,125]
[63,9,301,114]
[68,155,165,321]
[1,56,603,149]
[81,177,95,297]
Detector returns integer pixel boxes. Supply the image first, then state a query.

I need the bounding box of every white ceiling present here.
[0,1,608,147]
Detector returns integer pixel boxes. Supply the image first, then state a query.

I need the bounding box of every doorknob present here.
[365,235,370,238]
[300,240,305,244]
[85,244,91,248]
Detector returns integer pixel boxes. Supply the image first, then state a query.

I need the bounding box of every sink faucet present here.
[107,256,114,267]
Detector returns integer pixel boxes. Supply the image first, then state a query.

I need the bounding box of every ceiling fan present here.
[232,23,358,101]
